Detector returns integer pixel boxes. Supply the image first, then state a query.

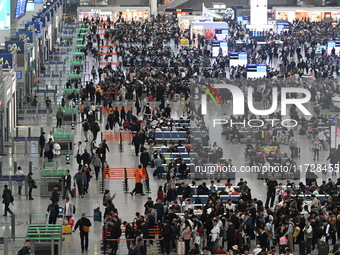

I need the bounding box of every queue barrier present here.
[102,168,149,194]
[101,107,132,114]
[64,88,81,93]
[40,169,66,197]
[61,107,78,114]
[26,224,62,255]
[101,132,134,142]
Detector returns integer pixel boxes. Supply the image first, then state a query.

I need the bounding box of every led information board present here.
[246,64,267,78]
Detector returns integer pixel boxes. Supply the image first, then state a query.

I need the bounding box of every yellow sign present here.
[180,38,189,46]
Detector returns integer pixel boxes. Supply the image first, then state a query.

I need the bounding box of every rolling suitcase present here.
[72,187,76,198]
[94,208,102,222]
[176,240,185,255]
[62,225,72,234]
[318,241,329,255]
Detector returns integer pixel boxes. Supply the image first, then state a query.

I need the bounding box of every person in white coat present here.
[210,219,220,253]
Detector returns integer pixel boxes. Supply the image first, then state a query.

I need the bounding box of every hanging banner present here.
[5,41,25,54]
[0,53,13,68]
[16,31,34,44]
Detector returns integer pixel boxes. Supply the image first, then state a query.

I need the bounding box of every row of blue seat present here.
[155,131,187,141]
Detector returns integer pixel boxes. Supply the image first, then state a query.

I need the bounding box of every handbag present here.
[279,236,288,245]
[320,235,326,242]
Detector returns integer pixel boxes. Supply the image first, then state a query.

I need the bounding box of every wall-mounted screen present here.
[212,41,228,57]
[327,41,340,55]
[215,29,228,40]
[229,52,247,67]
[15,0,28,20]
[0,0,11,30]
[26,2,34,11]
[247,64,267,79]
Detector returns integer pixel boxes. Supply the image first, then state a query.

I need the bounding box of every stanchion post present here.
[11,214,15,241]
[144,168,151,193]
[124,167,129,193]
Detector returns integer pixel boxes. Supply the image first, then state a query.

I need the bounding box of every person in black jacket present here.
[91,122,100,140]
[108,216,122,255]
[113,107,120,127]
[132,134,141,156]
[62,170,73,199]
[38,132,46,157]
[140,148,150,170]
[82,119,90,142]
[50,185,59,205]
[161,221,173,255]
[123,221,135,250]
[154,198,165,222]
[128,241,139,255]
[73,213,92,253]
[2,185,13,216]
[107,111,114,130]
[47,202,59,224]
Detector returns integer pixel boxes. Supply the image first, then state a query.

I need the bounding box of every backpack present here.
[292,226,300,238]
[44,143,51,152]
[17,248,24,255]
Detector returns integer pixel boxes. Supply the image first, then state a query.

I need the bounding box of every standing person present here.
[303,219,313,255]
[73,213,92,253]
[39,132,46,157]
[56,108,63,128]
[27,172,35,200]
[120,106,126,124]
[47,131,55,142]
[18,240,32,255]
[135,98,141,115]
[82,119,90,142]
[92,154,102,180]
[103,161,110,179]
[15,166,25,196]
[312,138,321,160]
[61,170,73,199]
[128,241,139,255]
[113,107,120,127]
[74,169,87,198]
[45,138,54,162]
[130,165,145,196]
[46,97,52,114]
[50,185,60,205]
[123,221,134,251]
[2,185,14,216]
[75,141,84,168]
[132,134,142,157]
[91,121,100,141]
[47,202,59,224]
[140,148,150,170]
[265,176,278,208]
[288,135,298,159]
[107,110,114,130]
[183,220,193,255]
[64,197,75,221]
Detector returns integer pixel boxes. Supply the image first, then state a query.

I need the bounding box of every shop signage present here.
[0,53,13,68]
[16,31,33,44]
[5,41,25,54]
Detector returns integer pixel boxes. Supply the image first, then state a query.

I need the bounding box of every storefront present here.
[274,7,340,23]
[164,8,193,16]
[77,7,150,23]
